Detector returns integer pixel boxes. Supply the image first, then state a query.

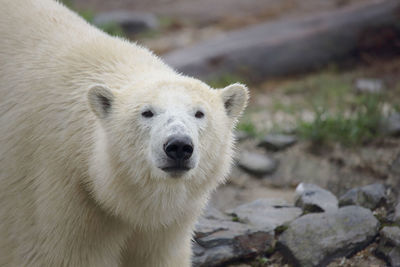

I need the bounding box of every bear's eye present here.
[195,111,204,119]
[141,110,154,118]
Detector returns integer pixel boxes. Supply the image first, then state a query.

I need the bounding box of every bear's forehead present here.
[139,82,216,106]
[154,88,208,105]
[122,78,221,112]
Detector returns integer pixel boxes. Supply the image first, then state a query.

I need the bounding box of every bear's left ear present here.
[219,83,249,119]
[87,84,115,119]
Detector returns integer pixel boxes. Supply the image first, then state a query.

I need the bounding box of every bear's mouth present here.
[161,165,191,177]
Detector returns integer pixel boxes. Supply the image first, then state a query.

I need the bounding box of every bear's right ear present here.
[87,85,115,119]
[219,83,249,120]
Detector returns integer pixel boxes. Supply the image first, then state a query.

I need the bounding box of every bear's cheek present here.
[201,126,232,163]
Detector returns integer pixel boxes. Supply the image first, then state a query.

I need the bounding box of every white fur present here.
[0,0,249,266]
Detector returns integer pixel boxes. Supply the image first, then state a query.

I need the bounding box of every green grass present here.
[271,99,298,115]
[256,257,270,265]
[207,73,247,88]
[97,22,125,38]
[259,69,392,146]
[274,224,289,234]
[75,8,95,22]
[282,72,354,111]
[237,120,258,137]
[296,94,384,146]
[134,16,184,40]
[231,215,240,222]
[59,0,73,8]
[158,16,178,29]
[135,29,162,39]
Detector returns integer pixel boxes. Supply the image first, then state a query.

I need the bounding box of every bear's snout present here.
[161,135,195,175]
[164,135,193,161]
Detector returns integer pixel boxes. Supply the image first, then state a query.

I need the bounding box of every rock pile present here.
[193,183,399,266]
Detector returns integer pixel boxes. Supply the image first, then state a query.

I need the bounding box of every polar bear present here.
[0,0,248,266]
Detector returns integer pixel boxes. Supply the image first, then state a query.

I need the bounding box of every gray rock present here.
[354,78,384,94]
[193,217,274,267]
[202,205,230,221]
[192,242,234,267]
[295,183,338,213]
[226,199,302,231]
[237,151,278,176]
[258,134,297,152]
[278,206,379,267]
[93,11,158,34]
[380,113,400,137]
[195,218,249,244]
[339,183,387,210]
[195,217,244,239]
[376,226,400,267]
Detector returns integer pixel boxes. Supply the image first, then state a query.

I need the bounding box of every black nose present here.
[164,136,193,161]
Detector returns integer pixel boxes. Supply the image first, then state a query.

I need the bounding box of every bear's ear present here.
[87,85,115,119]
[219,83,249,119]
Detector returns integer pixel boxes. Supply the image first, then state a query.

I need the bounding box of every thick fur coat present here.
[0,1,248,266]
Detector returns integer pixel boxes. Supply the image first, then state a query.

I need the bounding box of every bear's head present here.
[87,75,248,228]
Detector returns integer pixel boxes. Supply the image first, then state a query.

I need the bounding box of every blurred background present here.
[63,0,400,266]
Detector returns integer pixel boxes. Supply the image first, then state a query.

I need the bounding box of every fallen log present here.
[163,0,400,82]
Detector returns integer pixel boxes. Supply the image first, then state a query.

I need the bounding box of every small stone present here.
[354,78,384,94]
[278,206,380,267]
[390,154,400,176]
[226,199,302,231]
[93,11,158,34]
[258,134,297,152]
[380,113,400,137]
[387,250,400,267]
[376,226,400,267]
[339,183,387,210]
[234,130,251,142]
[394,203,400,224]
[237,151,278,176]
[380,226,400,246]
[295,183,338,213]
